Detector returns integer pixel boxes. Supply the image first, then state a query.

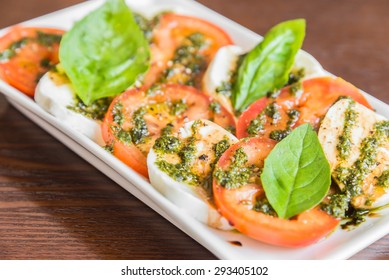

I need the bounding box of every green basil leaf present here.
[59,0,150,105]
[233,19,305,112]
[260,124,331,219]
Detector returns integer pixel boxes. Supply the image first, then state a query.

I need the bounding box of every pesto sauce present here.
[156,160,201,185]
[36,31,62,46]
[214,148,252,189]
[377,170,389,188]
[253,197,277,216]
[246,102,280,136]
[213,139,230,159]
[170,100,188,116]
[161,32,207,86]
[111,102,132,145]
[287,68,305,86]
[336,100,357,160]
[130,107,149,144]
[209,101,221,114]
[68,96,113,121]
[155,134,198,185]
[269,109,300,141]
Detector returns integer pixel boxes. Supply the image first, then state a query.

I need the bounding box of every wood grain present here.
[0,0,388,259]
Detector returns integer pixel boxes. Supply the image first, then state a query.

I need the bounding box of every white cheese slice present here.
[319,99,389,208]
[35,72,105,146]
[147,119,238,230]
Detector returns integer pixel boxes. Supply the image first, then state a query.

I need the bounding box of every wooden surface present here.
[0,0,388,260]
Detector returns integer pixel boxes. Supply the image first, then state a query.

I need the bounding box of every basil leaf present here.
[59,0,150,105]
[260,124,331,219]
[233,19,305,111]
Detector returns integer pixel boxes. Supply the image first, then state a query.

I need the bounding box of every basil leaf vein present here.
[261,124,331,219]
[59,0,150,105]
[233,19,305,112]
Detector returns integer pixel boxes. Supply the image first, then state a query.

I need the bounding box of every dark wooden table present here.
[0,0,388,260]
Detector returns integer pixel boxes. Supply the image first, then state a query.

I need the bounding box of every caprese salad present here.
[0,0,388,248]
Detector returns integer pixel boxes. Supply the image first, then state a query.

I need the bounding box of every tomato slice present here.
[144,13,233,88]
[102,84,235,178]
[213,137,339,247]
[0,26,64,97]
[236,77,373,139]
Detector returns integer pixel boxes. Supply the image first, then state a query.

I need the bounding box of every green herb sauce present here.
[36,31,62,46]
[287,68,305,86]
[68,96,113,121]
[161,32,207,86]
[110,102,132,145]
[170,100,188,116]
[269,109,300,141]
[336,100,357,160]
[209,101,221,114]
[214,148,253,189]
[247,102,280,136]
[130,107,149,144]
[213,139,230,159]
[377,170,389,188]
[253,197,277,216]
[156,160,201,185]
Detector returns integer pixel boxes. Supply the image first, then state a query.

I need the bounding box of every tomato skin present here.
[102,84,235,178]
[0,26,64,97]
[213,137,339,247]
[144,13,233,87]
[236,77,373,139]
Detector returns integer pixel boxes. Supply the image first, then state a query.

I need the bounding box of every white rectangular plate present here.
[1,0,389,259]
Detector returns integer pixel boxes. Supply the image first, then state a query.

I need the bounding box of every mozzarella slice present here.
[35,72,105,146]
[147,119,238,230]
[319,99,389,208]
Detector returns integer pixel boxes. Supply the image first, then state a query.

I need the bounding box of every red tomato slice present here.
[236,77,373,139]
[102,84,235,178]
[0,26,64,97]
[213,137,339,247]
[144,13,233,88]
